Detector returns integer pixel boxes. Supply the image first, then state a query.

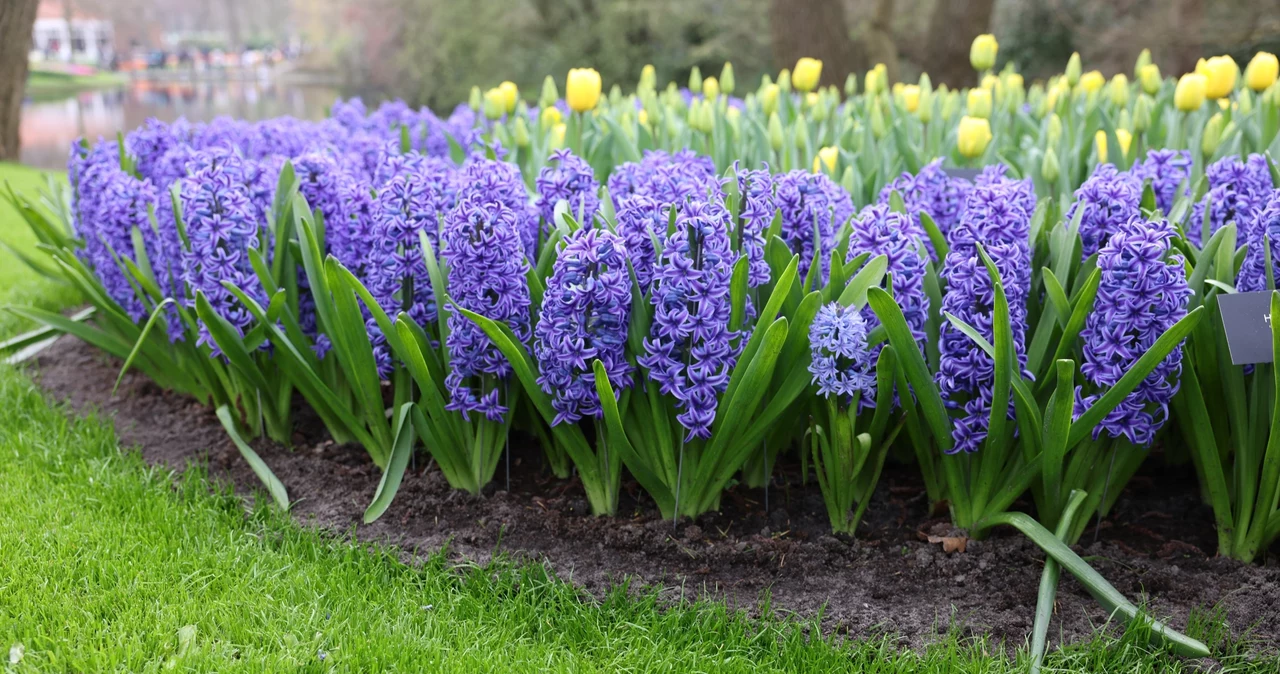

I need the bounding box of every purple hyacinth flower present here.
[534,227,633,425]
[458,157,539,259]
[1188,154,1274,247]
[442,195,533,421]
[535,148,600,230]
[880,158,970,242]
[937,184,1032,453]
[1129,149,1192,214]
[1236,191,1280,293]
[809,303,875,403]
[775,170,854,284]
[847,204,930,351]
[1068,163,1143,258]
[1076,219,1191,445]
[734,163,774,288]
[638,197,740,440]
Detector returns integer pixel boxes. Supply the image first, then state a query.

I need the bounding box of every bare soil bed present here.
[29,336,1280,653]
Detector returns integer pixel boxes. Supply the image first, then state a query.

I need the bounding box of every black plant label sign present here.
[1219,291,1276,365]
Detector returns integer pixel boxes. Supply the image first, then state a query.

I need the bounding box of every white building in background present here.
[29,0,114,65]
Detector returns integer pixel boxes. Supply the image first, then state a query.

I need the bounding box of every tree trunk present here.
[863,0,900,83]
[921,0,995,88]
[1168,0,1204,75]
[0,0,39,162]
[768,0,860,89]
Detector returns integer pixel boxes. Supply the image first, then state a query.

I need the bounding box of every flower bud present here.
[540,105,562,131]
[967,87,992,119]
[901,84,921,113]
[703,76,720,100]
[777,68,792,93]
[840,166,856,194]
[566,68,601,112]
[638,108,649,127]
[865,63,886,95]
[469,86,482,111]
[957,116,992,158]
[1197,56,1238,99]
[639,64,657,93]
[970,34,998,72]
[768,112,784,151]
[813,145,838,174]
[760,83,780,117]
[1046,113,1062,146]
[869,100,887,138]
[1065,52,1082,86]
[720,62,736,95]
[550,123,567,149]
[1134,48,1152,79]
[1078,70,1104,94]
[1174,73,1207,111]
[1238,88,1254,115]
[1201,113,1224,155]
[793,115,812,154]
[498,81,519,113]
[808,92,828,122]
[483,87,506,120]
[540,75,559,108]
[1138,63,1161,95]
[1109,73,1130,107]
[1132,94,1152,132]
[1245,52,1279,92]
[688,66,703,93]
[512,115,530,147]
[844,72,858,97]
[940,90,960,120]
[1041,147,1060,183]
[794,57,823,92]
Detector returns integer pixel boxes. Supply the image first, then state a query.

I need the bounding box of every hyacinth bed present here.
[7,48,1280,664]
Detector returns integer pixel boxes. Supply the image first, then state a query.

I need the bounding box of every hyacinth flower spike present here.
[806,302,903,534]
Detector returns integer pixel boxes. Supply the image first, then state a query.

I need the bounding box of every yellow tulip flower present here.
[565,68,602,112]
[813,146,839,174]
[1174,73,1207,111]
[498,81,519,114]
[1197,56,1238,99]
[967,88,992,119]
[970,34,998,72]
[957,116,992,158]
[793,57,823,92]
[1245,52,1279,92]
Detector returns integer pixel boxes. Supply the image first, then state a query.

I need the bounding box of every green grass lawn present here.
[0,163,1273,671]
[25,68,127,101]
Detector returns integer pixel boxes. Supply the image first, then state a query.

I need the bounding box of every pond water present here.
[20,80,341,171]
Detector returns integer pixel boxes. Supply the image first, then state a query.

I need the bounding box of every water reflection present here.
[21,80,340,170]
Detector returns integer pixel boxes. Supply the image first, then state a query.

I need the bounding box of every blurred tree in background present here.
[302,0,1280,108]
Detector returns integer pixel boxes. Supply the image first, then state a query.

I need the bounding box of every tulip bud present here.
[512,116,530,148]
[720,62,736,95]
[901,84,921,113]
[865,64,886,96]
[1138,63,1161,95]
[844,72,858,97]
[916,88,933,122]
[1238,88,1254,115]
[1197,56,1238,99]
[1065,52,1082,86]
[499,81,519,113]
[794,57,823,92]
[981,74,1003,106]
[1078,70,1104,94]
[639,64,657,92]
[941,90,960,120]
[1132,94,1152,132]
[813,145,839,174]
[1041,147,1060,183]
[1109,74,1130,107]
[1201,113,1224,155]
[768,112,784,152]
[778,68,792,93]
[1094,130,1108,162]
[540,105,563,132]
[870,101,887,138]
[1117,109,1132,133]
[957,116,992,158]
[483,88,506,120]
[840,166,856,193]
[1046,113,1062,146]
[1134,48,1152,79]
[469,86,482,111]
[702,76,720,101]
[688,65,703,94]
[808,93,828,122]
[761,83,780,116]
[1245,52,1279,92]
[967,87,993,119]
[565,68,602,113]
[1175,73,1207,111]
[550,123,567,149]
[970,34,999,72]
[793,115,811,154]
[540,75,559,109]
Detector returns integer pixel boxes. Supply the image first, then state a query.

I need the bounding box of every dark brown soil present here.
[27,336,1280,654]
